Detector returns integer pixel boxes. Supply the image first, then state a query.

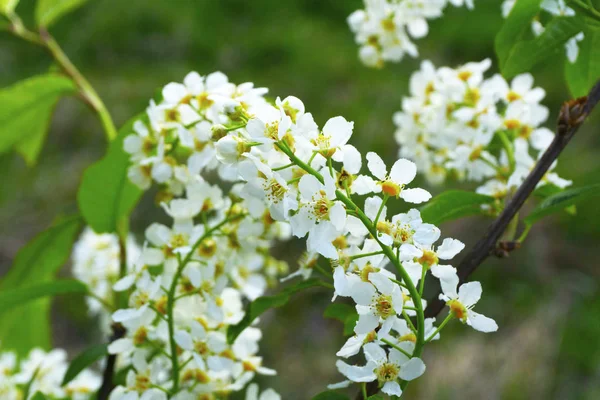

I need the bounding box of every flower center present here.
[376,362,400,383]
[448,299,468,322]
[266,178,286,203]
[381,180,401,197]
[374,294,395,319]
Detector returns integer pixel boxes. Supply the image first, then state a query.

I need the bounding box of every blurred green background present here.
[1,0,600,399]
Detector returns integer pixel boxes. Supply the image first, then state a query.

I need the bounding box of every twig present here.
[97,323,126,400]
[424,80,600,320]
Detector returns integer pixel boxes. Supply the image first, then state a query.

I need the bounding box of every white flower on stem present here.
[335,343,425,396]
[109,351,168,400]
[174,320,227,360]
[239,156,298,221]
[304,116,361,173]
[290,173,346,258]
[353,152,431,203]
[440,281,498,332]
[352,272,404,334]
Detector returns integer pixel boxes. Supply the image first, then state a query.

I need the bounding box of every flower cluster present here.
[117,70,498,398]
[502,0,584,63]
[393,58,570,203]
[0,345,100,400]
[347,0,475,68]
[72,228,141,334]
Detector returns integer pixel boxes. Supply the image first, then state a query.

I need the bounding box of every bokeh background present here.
[1,1,600,399]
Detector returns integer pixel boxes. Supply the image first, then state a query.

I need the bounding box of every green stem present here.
[314,263,333,279]
[276,139,426,357]
[349,251,385,260]
[166,213,246,393]
[426,313,453,342]
[8,14,117,141]
[498,131,515,173]
[373,194,389,228]
[418,264,426,297]
[517,224,532,243]
[381,338,413,358]
[361,382,367,400]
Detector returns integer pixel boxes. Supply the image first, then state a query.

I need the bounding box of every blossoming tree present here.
[0,0,599,399]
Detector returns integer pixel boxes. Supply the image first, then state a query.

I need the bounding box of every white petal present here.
[390,159,417,185]
[355,313,379,334]
[399,358,426,381]
[174,330,194,351]
[382,381,402,396]
[298,174,321,199]
[458,281,482,307]
[342,144,362,175]
[352,175,380,195]
[335,360,376,382]
[363,342,386,363]
[336,335,366,358]
[369,272,394,295]
[413,224,440,246]
[436,238,465,260]
[400,188,431,204]
[329,202,347,231]
[323,116,353,147]
[366,152,387,180]
[467,311,498,332]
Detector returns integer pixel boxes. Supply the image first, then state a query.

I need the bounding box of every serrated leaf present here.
[495,0,542,72]
[0,75,75,158]
[312,391,350,400]
[525,183,600,225]
[419,190,494,225]
[0,279,88,316]
[36,0,88,27]
[62,343,108,386]
[227,278,327,344]
[0,0,19,14]
[565,29,600,97]
[77,116,143,233]
[0,215,82,356]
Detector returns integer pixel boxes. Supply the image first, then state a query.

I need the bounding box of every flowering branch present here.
[424,79,600,320]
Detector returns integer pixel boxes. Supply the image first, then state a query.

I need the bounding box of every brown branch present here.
[97,323,126,400]
[424,80,600,320]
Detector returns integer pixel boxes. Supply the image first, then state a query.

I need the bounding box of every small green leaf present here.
[0,75,76,158]
[0,215,82,356]
[343,313,359,336]
[367,396,385,400]
[0,0,19,14]
[312,391,350,400]
[419,190,494,225]
[36,0,88,27]
[495,0,542,72]
[29,392,48,400]
[525,184,600,225]
[227,279,327,344]
[0,279,88,316]
[62,343,108,386]
[77,116,143,233]
[324,303,355,323]
[565,29,600,97]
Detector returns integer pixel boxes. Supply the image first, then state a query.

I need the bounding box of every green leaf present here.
[0,279,88,316]
[495,0,542,72]
[29,392,48,400]
[227,278,327,344]
[565,29,600,97]
[343,313,359,336]
[77,116,143,233]
[62,343,108,386]
[502,17,584,77]
[36,0,88,27]
[312,391,350,400]
[0,0,19,14]
[367,396,385,400]
[525,183,600,225]
[324,302,355,323]
[0,75,76,158]
[324,302,358,336]
[419,190,494,225]
[0,215,82,356]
